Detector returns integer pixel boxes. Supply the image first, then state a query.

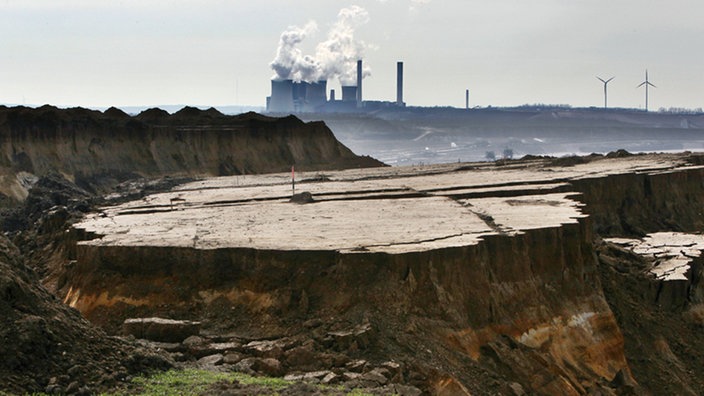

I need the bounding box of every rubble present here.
[122,317,201,343]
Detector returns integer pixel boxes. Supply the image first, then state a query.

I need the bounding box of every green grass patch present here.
[124,369,291,395]
[95,368,397,396]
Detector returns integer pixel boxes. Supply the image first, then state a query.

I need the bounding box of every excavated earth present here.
[0,105,383,395]
[60,152,704,395]
[3,105,704,395]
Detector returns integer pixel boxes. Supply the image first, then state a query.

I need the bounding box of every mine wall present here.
[571,166,704,237]
[66,214,631,394]
[573,164,704,395]
[0,106,382,201]
[56,157,704,394]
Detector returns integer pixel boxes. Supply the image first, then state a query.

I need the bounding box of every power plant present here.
[266,60,406,113]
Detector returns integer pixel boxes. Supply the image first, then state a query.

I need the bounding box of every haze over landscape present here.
[2,0,704,111]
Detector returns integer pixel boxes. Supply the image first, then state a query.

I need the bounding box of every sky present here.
[1,0,703,110]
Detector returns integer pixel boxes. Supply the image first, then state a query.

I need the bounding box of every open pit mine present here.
[2,105,704,395]
[67,153,704,395]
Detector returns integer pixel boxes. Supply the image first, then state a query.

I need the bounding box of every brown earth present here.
[3,105,704,395]
[0,229,172,394]
[0,105,386,395]
[0,105,383,202]
[48,153,704,394]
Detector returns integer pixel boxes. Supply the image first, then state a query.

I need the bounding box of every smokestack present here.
[356,59,363,108]
[465,89,469,110]
[396,61,404,106]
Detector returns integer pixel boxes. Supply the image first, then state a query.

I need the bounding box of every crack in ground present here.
[345,231,484,252]
[459,201,511,235]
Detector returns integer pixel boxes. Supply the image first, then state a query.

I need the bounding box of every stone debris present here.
[607,232,704,309]
[197,353,224,367]
[290,191,314,204]
[243,339,290,359]
[122,317,201,343]
[326,323,374,351]
[607,232,704,281]
[222,351,245,365]
[125,324,414,391]
[128,325,416,392]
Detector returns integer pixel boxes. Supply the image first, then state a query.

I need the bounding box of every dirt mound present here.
[103,106,131,119]
[0,232,172,394]
[135,107,170,121]
[171,106,225,120]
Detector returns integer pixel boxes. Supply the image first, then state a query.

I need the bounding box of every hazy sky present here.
[2,0,703,110]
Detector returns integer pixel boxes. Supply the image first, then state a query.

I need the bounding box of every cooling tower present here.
[268,79,294,113]
[397,61,404,106]
[292,82,308,101]
[342,86,358,102]
[356,59,363,107]
[306,80,328,107]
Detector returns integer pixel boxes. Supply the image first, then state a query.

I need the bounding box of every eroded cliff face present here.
[63,155,704,395]
[570,166,704,395]
[0,105,382,201]
[66,220,626,394]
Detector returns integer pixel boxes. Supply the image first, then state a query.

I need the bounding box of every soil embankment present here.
[0,105,383,202]
[0,105,384,394]
[0,230,172,394]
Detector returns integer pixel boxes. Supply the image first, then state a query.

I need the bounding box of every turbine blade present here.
[637,81,646,88]
[596,76,606,83]
[606,77,615,83]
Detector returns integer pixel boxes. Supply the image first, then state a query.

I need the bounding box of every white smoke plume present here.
[270,5,371,86]
[409,0,432,12]
[315,5,371,86]
[269,21,319,82]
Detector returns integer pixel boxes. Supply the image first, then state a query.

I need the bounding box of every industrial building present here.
[266,60,406,113]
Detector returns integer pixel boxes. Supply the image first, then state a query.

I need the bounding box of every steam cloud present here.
[270,5,371,86]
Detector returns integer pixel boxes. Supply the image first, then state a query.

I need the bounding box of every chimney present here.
[465,89,469,109]
[356,59,363,108]
[396,61,404,106]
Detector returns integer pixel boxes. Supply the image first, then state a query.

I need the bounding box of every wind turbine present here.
[596,76,614,108]
[637,69,656,112]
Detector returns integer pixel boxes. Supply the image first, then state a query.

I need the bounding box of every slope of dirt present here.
[0,230,172,394]
[0,105,384,202]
